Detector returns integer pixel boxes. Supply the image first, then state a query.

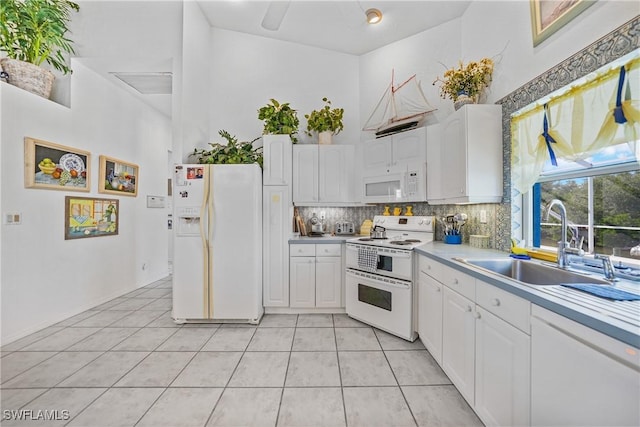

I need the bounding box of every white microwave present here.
[361,164,426,203]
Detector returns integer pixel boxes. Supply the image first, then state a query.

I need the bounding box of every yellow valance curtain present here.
[511,57,640,194]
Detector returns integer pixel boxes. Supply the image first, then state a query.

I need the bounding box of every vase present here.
[454,91,475,111]
[318,131,333,145]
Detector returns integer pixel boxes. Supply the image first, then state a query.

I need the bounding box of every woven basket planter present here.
[0,58,55,99]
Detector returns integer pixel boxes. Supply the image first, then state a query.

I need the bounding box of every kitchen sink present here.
[455,258,610,286]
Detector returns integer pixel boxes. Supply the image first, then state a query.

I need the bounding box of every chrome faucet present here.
[545,199,570,268]
[595,254,616,281]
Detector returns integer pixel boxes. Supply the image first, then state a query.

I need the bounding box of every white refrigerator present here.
[172,164,263,323]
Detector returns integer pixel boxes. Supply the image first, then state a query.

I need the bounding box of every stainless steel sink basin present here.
[456,258,610,286]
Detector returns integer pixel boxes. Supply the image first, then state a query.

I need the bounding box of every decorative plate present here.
[59,153,85,172]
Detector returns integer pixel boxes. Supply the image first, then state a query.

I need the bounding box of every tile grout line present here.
[274,314,298,427]
[332,314,350,427]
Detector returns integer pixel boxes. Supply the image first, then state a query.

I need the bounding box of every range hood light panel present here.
[110,72,172,94]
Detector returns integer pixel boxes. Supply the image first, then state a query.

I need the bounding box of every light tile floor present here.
[0,277,484,427]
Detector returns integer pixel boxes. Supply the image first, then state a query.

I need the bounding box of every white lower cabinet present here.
[475,307,530,427]
[442,286,476,404]
[418,255,532,427]
[417,270,443,364]
[531,305,640,427]
[290,243,343,308]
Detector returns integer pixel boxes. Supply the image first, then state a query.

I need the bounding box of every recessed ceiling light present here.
[366,8,382,24]
[110,72,172,95]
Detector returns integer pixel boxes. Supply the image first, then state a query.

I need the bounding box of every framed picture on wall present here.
[65,196,119,240]
[98,155,139,197]
[24,137,91,191]
[530,0,596,46]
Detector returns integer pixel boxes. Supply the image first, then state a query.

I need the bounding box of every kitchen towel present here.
[561,283,640,301]
[358,246,379,273]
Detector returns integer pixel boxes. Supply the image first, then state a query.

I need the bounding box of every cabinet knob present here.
[426,264,431,270]
[465,305,472,312]
[453,278,459,285]
[435,286,441,293]
[474,312,481,319]
[491,298,501,307]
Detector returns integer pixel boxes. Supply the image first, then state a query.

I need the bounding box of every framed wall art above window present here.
[98,155,139,197]
[530,0,596,47]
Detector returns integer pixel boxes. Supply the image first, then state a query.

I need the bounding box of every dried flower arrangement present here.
[433,58,494,101]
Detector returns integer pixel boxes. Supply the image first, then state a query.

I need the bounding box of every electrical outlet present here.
[320,211,325,220]
[480,210,487,224]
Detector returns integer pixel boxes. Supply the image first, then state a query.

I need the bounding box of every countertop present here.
[289,235,361,244]
[415,242,640,348]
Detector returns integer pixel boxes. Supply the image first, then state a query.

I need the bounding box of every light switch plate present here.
[4,212,22,225]
[480,210,487,224]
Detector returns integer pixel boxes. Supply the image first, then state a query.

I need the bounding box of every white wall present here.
[174,0,211,162]
[0,61,171,344]
[358,0,636,130]
[461,0,639,103]
[358,18,462,135]
[208,28,360,146]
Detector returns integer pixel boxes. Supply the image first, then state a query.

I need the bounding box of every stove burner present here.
[404,239,421,243]
[389,240,413,245]
[358,238,374,241]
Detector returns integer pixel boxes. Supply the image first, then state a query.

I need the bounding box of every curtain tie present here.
[613,66,627,124]
[541,104,558,166]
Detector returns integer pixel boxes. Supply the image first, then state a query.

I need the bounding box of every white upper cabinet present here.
[362,127,427,173]
[293,144,355,205]
[428,105,503,204]
[263,135,292,186]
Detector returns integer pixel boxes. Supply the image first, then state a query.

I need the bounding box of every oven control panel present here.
[372,215,434,233]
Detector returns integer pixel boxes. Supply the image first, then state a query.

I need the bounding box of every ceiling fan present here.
[261,1,291,31]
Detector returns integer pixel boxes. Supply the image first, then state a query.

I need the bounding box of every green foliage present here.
[257,99,300,143]
[304,97,344,137]
[0,0,80,74]
[190,130,263,168]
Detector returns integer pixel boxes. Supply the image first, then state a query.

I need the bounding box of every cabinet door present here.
[290,257,315,307]
[442,286,475,405]
[475,307,530,427]
[315,256,342,308]
[418,271,443,364]
[319,145,354,203]
[293,145,318,203]
[392,127,426,165]
[363,137,392,171]
[263,187,290,307]
[426,124,443,202]
[263,135,292,186]
[440,112,466,199]
[531,307,640,427]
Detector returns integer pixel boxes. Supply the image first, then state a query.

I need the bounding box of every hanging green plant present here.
[305,97,344,136]
[190,130,263,168]
[257,98,300,143]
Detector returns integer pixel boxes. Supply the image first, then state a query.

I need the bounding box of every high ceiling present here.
[70,1,471,117]
[197,1,471,56]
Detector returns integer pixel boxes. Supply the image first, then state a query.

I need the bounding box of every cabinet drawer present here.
[443,266,475,301]
[290,244,316,257]
[476,280,530,333]
[419,255,444,282]
[315,244,342,257]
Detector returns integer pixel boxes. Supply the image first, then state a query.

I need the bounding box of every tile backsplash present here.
[297,203,502,250]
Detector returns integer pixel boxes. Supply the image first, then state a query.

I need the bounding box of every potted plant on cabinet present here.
[305,97,344,144]
[432,57,494,110]
[257,98,300,143]
[0,0,80,99]
[190,130,263,168]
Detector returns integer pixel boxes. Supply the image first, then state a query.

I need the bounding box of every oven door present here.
[345,243,413,281]
[345,268,416,341]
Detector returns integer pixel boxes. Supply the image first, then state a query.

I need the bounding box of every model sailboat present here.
[363,71,437,137]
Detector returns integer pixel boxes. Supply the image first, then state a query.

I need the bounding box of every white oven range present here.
[345,215,435,341]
